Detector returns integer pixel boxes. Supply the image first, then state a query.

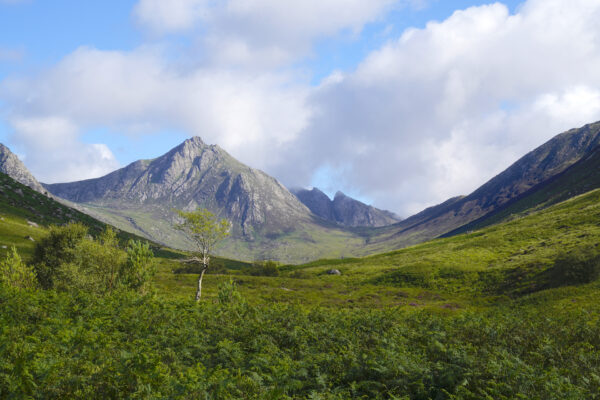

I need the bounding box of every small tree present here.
[0,246,36,290]
[120,240,155,293]
[174,208,231,301]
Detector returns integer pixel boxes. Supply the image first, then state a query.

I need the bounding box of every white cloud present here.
[7,116,119,183]
[1,46,310,178]
[134,0,402,67]
[278,0,600,214]
[3,0,600,216]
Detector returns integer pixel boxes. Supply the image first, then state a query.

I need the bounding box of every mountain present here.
[445,141,600,236]
[291,187,401,227]
[0,143,45,193]
[44,137,366,262]
[363,121,600,252]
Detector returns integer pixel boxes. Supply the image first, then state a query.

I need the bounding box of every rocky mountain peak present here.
[292,187,401,228]
[334,191,347,200]
[0,143,45,193]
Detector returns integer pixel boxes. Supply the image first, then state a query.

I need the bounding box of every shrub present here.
[551,246,600,285]
[217,278,244,305]
[120,240,155,292]
[250,260,280,276]
[33,224,127,294]
[0,246,36,290]
[32,223,88,289]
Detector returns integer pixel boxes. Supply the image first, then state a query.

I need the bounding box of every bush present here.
[32,224,130,294]
[120,240,155,292]
[217,278,244,305]
[551,246,600,285]
[32,222,88,289]
[250,260,280,276]
[0,246,36,290]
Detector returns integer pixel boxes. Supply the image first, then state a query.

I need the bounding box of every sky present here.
[1,0,600,216]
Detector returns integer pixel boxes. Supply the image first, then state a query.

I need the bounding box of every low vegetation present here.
[2,173,600,397]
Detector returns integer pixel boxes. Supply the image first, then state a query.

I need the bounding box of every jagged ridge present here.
[292,187,401,227]
[0,143,45,193]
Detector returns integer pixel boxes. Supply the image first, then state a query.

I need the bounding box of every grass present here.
[153,187,600,312]
[4,173,600,398]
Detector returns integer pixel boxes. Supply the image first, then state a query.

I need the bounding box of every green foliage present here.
[250,260,280,276]
[551,246,600,285]
[174,208,230,260]
[217,278,244,305]
[32,222,88,289]
[0,246,36,289]
[120,240,155,292]
[31,224,153,294]
[1,287,600,399]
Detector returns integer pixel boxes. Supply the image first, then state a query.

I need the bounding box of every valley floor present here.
[2,178,600,398]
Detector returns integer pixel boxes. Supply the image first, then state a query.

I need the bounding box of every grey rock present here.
[25,236,35,241]
[326,269,341,275]
[27,220,39,228]
[291,187,401,227]
[44,136,315,243]
[0,143,45,193]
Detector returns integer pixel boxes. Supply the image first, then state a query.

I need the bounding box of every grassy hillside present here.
[156,186,600,312]
[3,173,600,397]
[0,172,250,272]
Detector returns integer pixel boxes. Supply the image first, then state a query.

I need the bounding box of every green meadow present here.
[2,173,600,398]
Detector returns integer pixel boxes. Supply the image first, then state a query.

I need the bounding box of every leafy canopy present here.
[174,208,230,260]
[0,246,36,290]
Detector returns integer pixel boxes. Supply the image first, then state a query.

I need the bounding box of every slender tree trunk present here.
[195,266,208,302]
[195,254,210,302]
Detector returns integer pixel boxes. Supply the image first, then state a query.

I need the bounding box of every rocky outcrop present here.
[0,143,45,193]
[291,187,401,227]
[45,137,312,238]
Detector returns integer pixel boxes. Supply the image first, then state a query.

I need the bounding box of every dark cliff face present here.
[332,191,401,227]
[291,187,401,228]
[0,143,45,193]
[292,188,336,221]
[44,137,312,236]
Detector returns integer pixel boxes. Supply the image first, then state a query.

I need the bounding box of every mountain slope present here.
[291,187,401,227]
[445,143,600,236]
[362,121,600,253]
[0,143,45,193]
[44,137,366,262]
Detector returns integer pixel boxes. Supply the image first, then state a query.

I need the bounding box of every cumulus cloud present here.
[134,0,401,67]
[3,0,600,215]
[0,46,310,178]
[280,0,600,214]
[8,116,119,183]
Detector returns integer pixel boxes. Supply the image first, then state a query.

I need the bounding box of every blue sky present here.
[0,0,522,165]
[1,0,599,214]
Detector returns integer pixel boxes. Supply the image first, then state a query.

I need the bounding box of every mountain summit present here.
[0,143,45,193]
[44,137,365,262]
[291,187,400,227]
[45,136,310,237]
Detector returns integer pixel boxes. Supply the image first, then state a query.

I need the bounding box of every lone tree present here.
[174,208,231,301]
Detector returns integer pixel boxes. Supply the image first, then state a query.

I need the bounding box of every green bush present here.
[31,224,143,294]
[120,240,155,292]
[551,246,600,285]
[250,260,280,276]
[217,278,244,305]
[0,246,36,290]
[32,222,88,289]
